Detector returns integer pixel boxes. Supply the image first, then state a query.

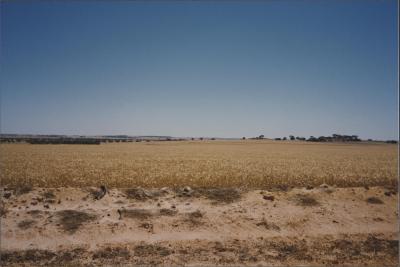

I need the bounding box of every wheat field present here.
[0,140,397,189]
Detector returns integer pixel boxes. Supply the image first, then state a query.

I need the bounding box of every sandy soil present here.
[1,185,398,266]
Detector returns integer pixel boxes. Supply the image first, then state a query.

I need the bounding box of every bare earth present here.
[1,185,398,266]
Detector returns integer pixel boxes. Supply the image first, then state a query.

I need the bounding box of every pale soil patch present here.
[1,186,398,266]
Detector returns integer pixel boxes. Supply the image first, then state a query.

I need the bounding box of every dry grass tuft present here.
[92,247,130,260]
[56,210,96,233]
[185,210,204,226]
[292,194,319,206]
[17,219,36,230]
[124,188,150,200]
[12,185,33,196]
[42,191,55,199]
[198,188,241,203]
[159,208,178,216]
[0,249,57,263]
[0,204,7,217]
[366,197,384,204]
[256,219,280,231]
[134,244,171,257]
[118,209,153,220]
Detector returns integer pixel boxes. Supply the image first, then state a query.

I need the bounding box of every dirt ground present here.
[1,185,398,266]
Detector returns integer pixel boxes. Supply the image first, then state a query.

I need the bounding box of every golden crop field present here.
[0,140,397,189]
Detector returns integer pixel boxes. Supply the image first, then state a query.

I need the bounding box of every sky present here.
[0,1,398,140]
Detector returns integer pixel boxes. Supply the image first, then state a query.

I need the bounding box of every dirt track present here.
[1,185,398,266]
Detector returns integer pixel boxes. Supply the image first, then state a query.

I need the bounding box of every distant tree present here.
[282,137,287,140]
[307,136,317,142]
[242,137,246,140]
[211,138,215,140]
[259,135,264,139]
[274,138,281,141]
[289,135,295,140]
[200,137,204,141]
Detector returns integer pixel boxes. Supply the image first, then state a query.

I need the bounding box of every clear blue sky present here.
[1,1,398,139]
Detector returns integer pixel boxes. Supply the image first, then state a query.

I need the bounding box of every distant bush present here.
[27,138,100,145]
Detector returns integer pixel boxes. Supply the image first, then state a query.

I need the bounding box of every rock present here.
[263,195,275,201]
[319,183,329,189]
[160,187,170,193]
[178,186,194,197]
[117,209,122,220]
[384,191,392,197]
[306,186,313,190]
[94,185,107,200]
[319,183,334,193]
[183,186,192,193]
[3,192,11,199]
[44,204,49,209]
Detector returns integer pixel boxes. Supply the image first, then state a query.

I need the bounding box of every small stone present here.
[263,195,275,201]
[44,204,49,209]
[384,191,392,197]
[3,192,11,199]
[160,187,170,193]
[31,202,37,206]
[171,205,176,209]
